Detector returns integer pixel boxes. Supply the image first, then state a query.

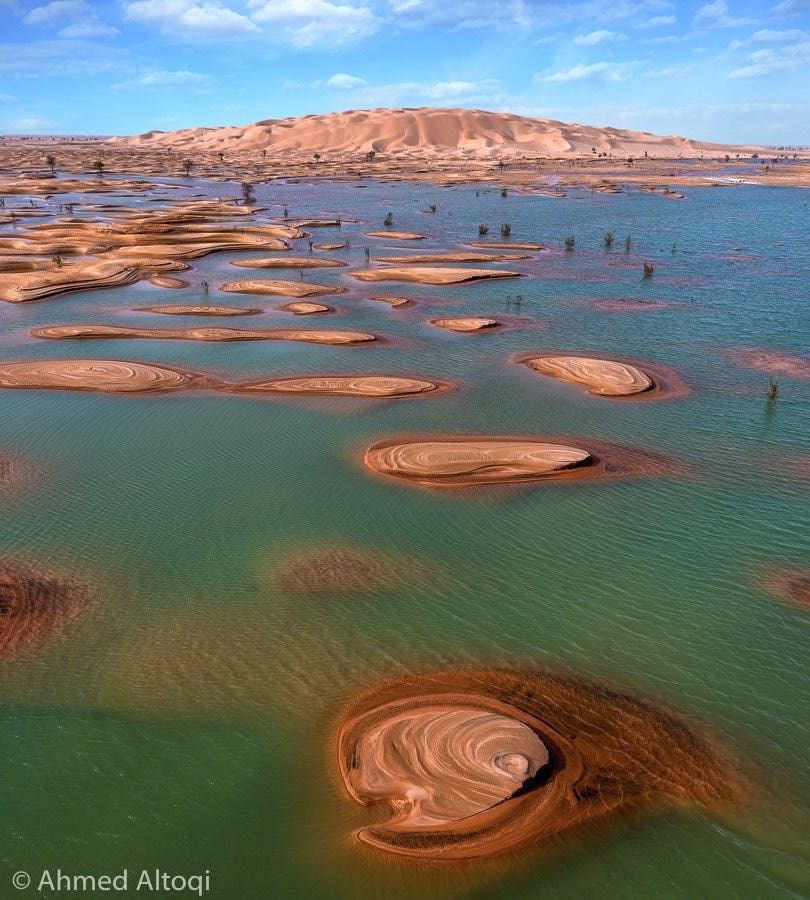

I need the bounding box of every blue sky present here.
[1,0,808,143]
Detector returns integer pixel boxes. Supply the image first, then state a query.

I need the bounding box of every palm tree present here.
[93,160,104,177]
[182,159,193,177]
[46,154,56,175]
[313,152,321,163]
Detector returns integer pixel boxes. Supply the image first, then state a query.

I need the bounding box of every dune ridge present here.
[111,107,763,159]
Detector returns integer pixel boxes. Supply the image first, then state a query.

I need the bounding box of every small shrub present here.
[93,160,104,176]
[766,380,779,402]
[478,224,489,236]
[201,280,209,295]
[604,231,614,248]
[240,181,255,204]
[500,223,512,237]
[383,212,394,226]
[46,154,56,174]
[643,262,654,278]
[182,159,193,176]
[52,254,62,268]
[624,235,632,252]
[500,188,507,197]
[428,203,437,213]
[564,236,575,251]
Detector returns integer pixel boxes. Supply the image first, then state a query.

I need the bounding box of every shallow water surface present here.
[0,180,807,899]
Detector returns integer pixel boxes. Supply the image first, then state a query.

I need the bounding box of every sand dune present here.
[111,107,761,159]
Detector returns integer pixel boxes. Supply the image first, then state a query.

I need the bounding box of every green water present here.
[0,180,807,899]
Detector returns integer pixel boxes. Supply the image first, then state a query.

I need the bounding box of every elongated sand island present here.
[138,305,263,316]
[518,353,690,400]
[230,257,347,269]
[221,279,347,297]
[376,252,530,263]
[351,267,521,285]
[231,375,451,398]
[364,435,680,486]
[430,317,500,332]
[278,302,333,315]
[337,668,739,860]
[364,231,426,241]
[0,359,209,393]
[31,325,377,345]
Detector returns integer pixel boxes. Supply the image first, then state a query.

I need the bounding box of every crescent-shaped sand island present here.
[31,325,377,345]
[351,266,521,285]
[231,375,451,398]
[517,353,691,400]
[430,317,500,332]
[337,668,740,860]
[364,435,681,486]
[0,359,208,393]
[220,279,347,297]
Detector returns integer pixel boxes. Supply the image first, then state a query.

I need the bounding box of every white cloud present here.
[535,61,638,82]
[693,1,757,30]
[324,73,367,89]
[23,0,84,26]
[728,39,810,77]
[634,14,675,29]
[247,0,379,47]
[771,0,810,13]
[112,69,212,90]
[730,28,807,48]
[23,0,119,38]
[573,29,625,45]
[123,0,259,38]
[292,76,502,107]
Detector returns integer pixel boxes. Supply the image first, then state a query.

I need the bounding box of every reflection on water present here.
[0,179,807,898]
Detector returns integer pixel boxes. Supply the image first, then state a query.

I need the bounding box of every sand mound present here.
[466,241,548,251]
[111,107,751,160]
[367,296,410,308]
[0,259,143,303]
[365,438,590,486]
[524,356,653,396]
[0,560,91,661]
[31,325,376,345]
[364,231,426,241]
[351,267,521,285]
[337,668,740,859]
[278,302,332,315]
[430,317,499,332]
[233,375,450,398]
[364,435,682,487]
[230,257,346,269]
[138,305,262,316]
[146,274,188,289]
[0,359,206,393]
[221,279,347,297]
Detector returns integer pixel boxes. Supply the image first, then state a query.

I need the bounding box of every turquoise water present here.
[0,180,807,898]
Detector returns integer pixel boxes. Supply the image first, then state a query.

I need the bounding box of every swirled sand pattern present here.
[430,317,499,332]
[0,359,206,393]
[31,325,376,345]
[278,302,332,315]
[337,669,740,860]
[524,356,654,396]
[230,257,346,269]
[365,439,591,485]
[220,279,347,297]
[0,560,91,661]
[234,375,449,398]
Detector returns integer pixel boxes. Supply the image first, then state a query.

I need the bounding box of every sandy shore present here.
[0,359,209,393]
[363,434,683,487]
[31,324,376,345]
[430,317,500,332]
[221,279,347,297]
[337,667,740,860]
[231,374,451,398]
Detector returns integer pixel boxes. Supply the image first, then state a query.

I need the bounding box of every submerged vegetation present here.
[766,380,779,402]
[565,236,576,251]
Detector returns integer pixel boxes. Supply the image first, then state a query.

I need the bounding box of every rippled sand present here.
[138,305,263,316]
[351,266,521,285]
[430,317,500,332]
[0,359,207,393]
[337,668,740,859]
[31,325,376,345]
[232,375,450,398]
[221,279,347,297]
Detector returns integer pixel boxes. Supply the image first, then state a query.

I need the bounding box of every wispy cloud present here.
[112,69,212,91]
[573,29,626,45]
[693,0,758,29]
[247,0,378,46]
[728,38,810,76]
[123,1,260,39]
[535,60,639,82]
